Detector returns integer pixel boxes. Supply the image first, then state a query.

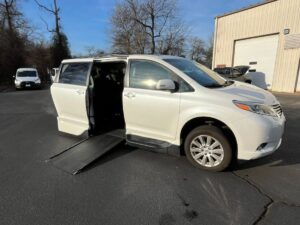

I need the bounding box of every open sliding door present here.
[51,61,92,136]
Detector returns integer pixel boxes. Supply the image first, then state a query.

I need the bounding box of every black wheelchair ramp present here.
[48,130,125,175]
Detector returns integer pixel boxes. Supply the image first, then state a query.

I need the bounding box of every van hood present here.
[16,76,39,82]
[216,81,278,105]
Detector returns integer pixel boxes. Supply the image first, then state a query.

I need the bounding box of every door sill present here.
[126,134,180,156]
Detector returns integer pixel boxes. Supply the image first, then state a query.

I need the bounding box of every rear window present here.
[17,71,37,77]
[59,63,91,86]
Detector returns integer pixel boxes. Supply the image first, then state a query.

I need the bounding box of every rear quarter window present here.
[59,63,91,86]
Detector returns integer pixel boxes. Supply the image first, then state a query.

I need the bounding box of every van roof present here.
[61,54,184,64]
[17,68,37,71]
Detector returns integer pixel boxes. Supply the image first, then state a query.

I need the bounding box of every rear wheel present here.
[184,125,232,172]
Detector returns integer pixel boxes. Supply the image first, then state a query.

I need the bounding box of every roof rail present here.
[97,53,129,58]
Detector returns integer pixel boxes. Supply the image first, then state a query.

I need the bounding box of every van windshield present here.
[17,71,37,77]
[164,58,227,88]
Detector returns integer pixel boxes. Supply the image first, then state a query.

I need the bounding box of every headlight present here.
[15,78,21,83]
[35,78,41,83]
[233,100,277,117]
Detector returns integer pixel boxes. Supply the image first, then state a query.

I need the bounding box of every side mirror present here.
[12,75,15,78]
[156,79,176,91]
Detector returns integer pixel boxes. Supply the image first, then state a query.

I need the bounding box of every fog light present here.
[257,143,267,151]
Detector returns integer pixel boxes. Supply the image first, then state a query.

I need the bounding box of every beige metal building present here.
[213,0,300,93]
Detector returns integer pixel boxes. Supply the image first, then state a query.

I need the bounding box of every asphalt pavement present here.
[0,89,299,225]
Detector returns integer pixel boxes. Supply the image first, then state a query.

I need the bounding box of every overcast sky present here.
[21,0,261,54]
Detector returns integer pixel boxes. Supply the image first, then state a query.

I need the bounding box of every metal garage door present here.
[234,35,279,89]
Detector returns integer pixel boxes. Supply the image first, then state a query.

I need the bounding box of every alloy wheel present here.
[190,135,224,167]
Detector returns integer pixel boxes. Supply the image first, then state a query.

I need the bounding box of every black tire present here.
[184,125,232,172]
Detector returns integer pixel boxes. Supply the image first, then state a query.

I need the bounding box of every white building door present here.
[234,35,279,89]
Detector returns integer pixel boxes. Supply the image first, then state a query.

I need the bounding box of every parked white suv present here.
[51,55,285,171]
[14,68,41,89]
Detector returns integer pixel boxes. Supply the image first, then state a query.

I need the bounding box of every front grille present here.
[20,81,35,87]
[272,104,283,117]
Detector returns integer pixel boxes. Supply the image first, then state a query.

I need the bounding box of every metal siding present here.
[285,34,300,50]
[214,0,300,92]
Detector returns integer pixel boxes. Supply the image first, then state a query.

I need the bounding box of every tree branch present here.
[34,0,55,14]
[40,16,55,33]
[133,18,152,30]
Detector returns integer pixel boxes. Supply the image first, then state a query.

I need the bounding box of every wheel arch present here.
[179,117,238,158]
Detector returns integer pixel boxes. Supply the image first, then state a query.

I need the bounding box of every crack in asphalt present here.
[232,172,300,225]
[253,200,274,225]
[232,172,273,225]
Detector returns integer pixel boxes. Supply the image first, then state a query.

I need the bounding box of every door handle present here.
[124,92,136,98]
[76,90,85,95]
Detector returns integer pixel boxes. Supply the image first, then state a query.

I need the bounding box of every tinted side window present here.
[129,60,174,90]
[59,63,90,86]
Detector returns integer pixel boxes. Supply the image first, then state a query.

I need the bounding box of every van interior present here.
[89,61,127,134]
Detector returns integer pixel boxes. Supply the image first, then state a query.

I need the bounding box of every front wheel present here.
[184,125,232,172]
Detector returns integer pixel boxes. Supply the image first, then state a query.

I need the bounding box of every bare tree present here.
[111,0,183,54]
[0,0,54,86]
[85,46,105,57]
[189,37,206,64]
[126,0,176,54]
[111,4,135,54]
[26,40,51,81]
[35,0,60,34]
[111,3,148,54]
[0,0,16,32]
[157,20,186,55]
[35,0,70,66]
[0,0,31,34]
[204,34,214,68]
[0,0,27,84]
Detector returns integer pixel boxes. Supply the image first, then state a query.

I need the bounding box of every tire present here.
[184,125,232,172]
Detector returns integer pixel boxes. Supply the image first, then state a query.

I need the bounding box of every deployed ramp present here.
[48,130,125,175]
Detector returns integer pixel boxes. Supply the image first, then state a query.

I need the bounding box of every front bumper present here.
[15,81,41,89]
[232,113,285,160]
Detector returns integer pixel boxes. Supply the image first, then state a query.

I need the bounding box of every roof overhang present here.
[215,0,278,19]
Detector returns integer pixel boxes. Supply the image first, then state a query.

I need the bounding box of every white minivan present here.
[51,55,285,171]
[14,68,41,89]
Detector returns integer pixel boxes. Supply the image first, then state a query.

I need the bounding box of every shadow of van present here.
[247,72,268,89]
